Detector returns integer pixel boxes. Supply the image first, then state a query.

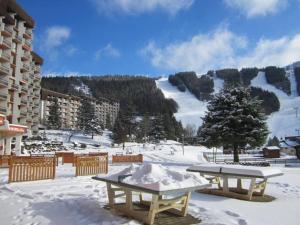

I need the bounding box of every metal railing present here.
[3,38,11,47]
[0,78,8,86]
[25,29,32,36]
[4,25,13,35]
[0,106,6,113]
[0,64,9,74]
[0,93,7,100]
[0,50,10,61]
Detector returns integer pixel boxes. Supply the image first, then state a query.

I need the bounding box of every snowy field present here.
[0,131,300,225]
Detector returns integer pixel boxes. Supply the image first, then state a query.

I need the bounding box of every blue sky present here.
[19,0,300,76]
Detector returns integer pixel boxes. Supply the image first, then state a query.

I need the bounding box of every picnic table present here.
[187,164,283,200]
[92,176,210,225]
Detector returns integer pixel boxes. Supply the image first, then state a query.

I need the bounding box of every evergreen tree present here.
[267,136,280,147]
[150,114,166,141]
[199,86,269,162]
[77,98,102,139]
[112,112,127,144]
[47,97,61,129]
[137,114,151,142]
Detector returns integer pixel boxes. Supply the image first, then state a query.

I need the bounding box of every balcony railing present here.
[20,99,27,105]
[0,77,8,87]
[0,50,10,61]
[25,29,32,36]
[0,92,7,100]
[0,64,9,74]
[4,25,13,35]
[21,86,27,92]
[11,84,18,90]
[0,106,7,113]
[23,63,30,71]
[24,39,31,47]
[2,38,11,48]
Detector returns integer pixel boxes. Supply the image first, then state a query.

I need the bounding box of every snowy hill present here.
[157,63,300,138]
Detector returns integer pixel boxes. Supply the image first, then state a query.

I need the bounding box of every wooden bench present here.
[9,156,56,183]
[112,154,143,164]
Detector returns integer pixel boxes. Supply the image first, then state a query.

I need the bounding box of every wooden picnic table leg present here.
[107,183,115,209]
[125,189,133,211]
[259,179,267,196]
[237,178,243,192]
[223,175,229,193]
[147,194,159,225]
[180,192,191,217]
[247,178,256,201]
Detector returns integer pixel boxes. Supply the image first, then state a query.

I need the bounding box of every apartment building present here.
[41,89,120,129]
[0,0,43,155]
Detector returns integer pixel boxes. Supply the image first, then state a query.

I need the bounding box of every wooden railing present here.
[112,154,143,163]
[8,156,56,183]
[75,156,108,176]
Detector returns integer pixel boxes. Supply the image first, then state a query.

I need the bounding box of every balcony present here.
[10,83,18,91]
[21,86,27,93]
[0,92,7,101]
[0,77,8,87]
[22,63,30,72]
[2,25,13,37]
[0,106,7,114]
[24,39,31,47]
[0,64,9,75]
[20,99,27,105]
[21,51,30,61]
[24,29,32,38]
[1,38,11,48]
[0,50,10,62]
[14,35,23,44]
[20,111,27,117]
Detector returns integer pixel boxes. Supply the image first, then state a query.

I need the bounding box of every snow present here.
[251,71,300,138]
[188,164,283,177]
[101,163,209,191]
[156,76,224,128]
[1,131,300,225]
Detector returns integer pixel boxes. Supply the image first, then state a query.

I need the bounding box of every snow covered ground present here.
[1,131,300,225]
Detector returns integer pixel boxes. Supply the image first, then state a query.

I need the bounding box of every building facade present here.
[0,0,42,155]
[41,89,120,130]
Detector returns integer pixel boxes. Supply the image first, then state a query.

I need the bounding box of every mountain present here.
[157,62,300,139]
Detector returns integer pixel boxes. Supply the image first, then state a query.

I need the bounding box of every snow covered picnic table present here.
[93,164,210,225]
[187,164,283,200]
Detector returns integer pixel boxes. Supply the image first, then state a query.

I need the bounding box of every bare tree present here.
[184,124,196,138]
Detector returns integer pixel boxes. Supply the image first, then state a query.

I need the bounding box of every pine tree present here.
[199,86,269,162]
[150,114,166,141]
[112,113,127,144]
[77,98,102,139]
[47,97,61,129]
[138,114,151,142]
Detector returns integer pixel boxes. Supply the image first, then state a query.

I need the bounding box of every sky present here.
[18,0,300,76]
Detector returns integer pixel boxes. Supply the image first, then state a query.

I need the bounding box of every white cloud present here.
[238,35,300,68]
[141,27,300,73]
[40,26,71,60]
[95,44,121,60]
[224,0,288,17]
[141,26,247,73]
[91,0,194,15]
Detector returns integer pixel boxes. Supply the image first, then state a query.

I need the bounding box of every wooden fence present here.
[75,155,108,176]
[8,156,56,183]
[0,155,12,168]
[112,154,143,163]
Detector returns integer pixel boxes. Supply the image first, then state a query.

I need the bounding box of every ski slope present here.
[156,77,224,128]
[251,71,300,138]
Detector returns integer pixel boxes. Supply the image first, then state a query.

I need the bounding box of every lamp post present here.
[294,107,299,118]
[182,134,185,156]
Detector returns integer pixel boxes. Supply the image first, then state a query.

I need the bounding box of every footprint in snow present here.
[238,219,248,225]
[224,210,240,218]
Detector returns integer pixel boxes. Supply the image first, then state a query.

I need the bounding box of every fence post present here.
[52,157,56,179]
[8,157,13,183]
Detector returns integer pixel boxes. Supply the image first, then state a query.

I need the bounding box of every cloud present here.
[141,26,247,73]
[95,44,121,60]
[238,35,300,68]
[141,27,300,73]
[39,26,71,60]
[91,0,194,15]
[224,0,288,17]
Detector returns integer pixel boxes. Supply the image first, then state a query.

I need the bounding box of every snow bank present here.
[101,163,209,191]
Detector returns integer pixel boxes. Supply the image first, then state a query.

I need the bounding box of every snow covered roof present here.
[263,146,280,151]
